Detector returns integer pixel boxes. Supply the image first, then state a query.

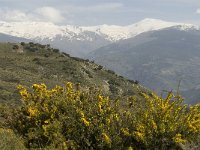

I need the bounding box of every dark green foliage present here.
[12,44,19,50]
[108,79,120,86]
[20,42,25,46]
[53,48,59,53]
[128,79,139,84]
[107,69,115,75]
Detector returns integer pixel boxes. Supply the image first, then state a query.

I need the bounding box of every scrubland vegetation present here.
[0,82,199,150]
[0,42,141,104]
[0,42,199,149]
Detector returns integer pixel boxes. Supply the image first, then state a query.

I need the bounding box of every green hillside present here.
[0,42,145,104]
[0,42,199,150]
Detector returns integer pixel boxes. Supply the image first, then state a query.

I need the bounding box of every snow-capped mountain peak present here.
[0,21,84,41]
[81,18,180,41]
[0,18,199,42]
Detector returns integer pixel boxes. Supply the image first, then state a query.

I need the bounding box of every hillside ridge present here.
[0,42,146,104]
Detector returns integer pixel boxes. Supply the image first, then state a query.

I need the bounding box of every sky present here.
[0,0,200,26]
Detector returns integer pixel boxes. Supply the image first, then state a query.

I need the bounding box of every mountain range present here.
[0,18,197,57]
[0,18,200,104]
[88,26,200,104]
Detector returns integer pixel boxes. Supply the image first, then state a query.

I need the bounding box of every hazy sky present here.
[0,0,200,25]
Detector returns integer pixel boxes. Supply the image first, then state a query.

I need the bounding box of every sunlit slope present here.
[0,42,145,104]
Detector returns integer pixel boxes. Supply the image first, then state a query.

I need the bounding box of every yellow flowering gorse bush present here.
[9,82,200,149]
[124,92,200,149]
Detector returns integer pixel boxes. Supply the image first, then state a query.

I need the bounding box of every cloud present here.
[0,3,123,24]
[0,9,28,22]
[0,6,65,23]
[196,8,200,14]
[34,7,65,23]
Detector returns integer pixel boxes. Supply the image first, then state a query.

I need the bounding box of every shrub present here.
[127,79,139,84]
[53,49,59,53]
[29,42,34,46]
[13,44,19,50]
[20,42,25,46]
[107,69,115,75]
[11,83,122,149]
[26,46,38,52]
[108,79,120,86]
[125,92,200,149]
[94,65,103,71]
[9,82,200,149]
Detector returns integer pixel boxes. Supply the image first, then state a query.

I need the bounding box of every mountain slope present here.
[0,42,146,104]
[0,33,30,42]
[0,18,189,57]
[88,26,200,104]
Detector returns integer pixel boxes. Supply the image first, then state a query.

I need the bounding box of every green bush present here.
[6,82,200,149]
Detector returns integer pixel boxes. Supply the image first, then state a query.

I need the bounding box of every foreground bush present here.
[127,92,200,149]
[9,82,200,149]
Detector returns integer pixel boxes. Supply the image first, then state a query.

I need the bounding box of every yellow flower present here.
[32,84,40,91]
[98,95,104,102]
[144,112,148,119]
[62,142,68,150]
[27,106,38,117]
[106,118,111,124]
[113,114,119,121]
[17,85,30,100]
[20,90,29,99]
[44,120,49,124]
[102,132,112,147]
[98,103,103,113]
[121,128,131,136]
[81,112,85,117]
[17,85,25,90]
[173,134,187,144]
[55,85,64,93]
[42,125,47,132]
[66,82,73,90]
[41,83,47,90]
[136,124,145,132]
[151,120,157,130]
[188,124,198,133]
[128,146,133,150]
[133,131,145,142]
[81,117,90,127]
